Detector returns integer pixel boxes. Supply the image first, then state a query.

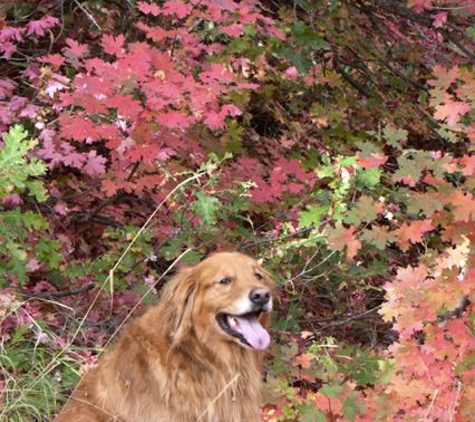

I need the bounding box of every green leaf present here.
[193,191,221,226]
[360,226,395,250]
[356,168,382,189]
[407,193,444,217]
[345,196,380,226]
[298,404,326,422]
[223,120,244,154]
[393,156,422,185]
[356,140,383,157]
[342,393,365,421]
[319,384,342,397]
[292,22,330,50]
[382,125,408,150]
[466,26,475,40]
[0,124,47,200]
[299,204,329,228]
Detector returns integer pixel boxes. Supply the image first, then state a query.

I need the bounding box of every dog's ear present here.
[160,266,198,346]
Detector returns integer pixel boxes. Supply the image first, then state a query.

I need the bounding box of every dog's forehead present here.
[201,252,261,273]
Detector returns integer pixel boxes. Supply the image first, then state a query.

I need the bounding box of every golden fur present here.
[54,252,274,422]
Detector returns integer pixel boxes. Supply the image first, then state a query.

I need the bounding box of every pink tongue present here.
[235,316,270,350]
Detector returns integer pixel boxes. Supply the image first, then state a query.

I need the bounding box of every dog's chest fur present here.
[82,329,264,422]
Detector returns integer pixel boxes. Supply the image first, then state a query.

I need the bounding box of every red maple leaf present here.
[107,95,143,120]
[59,115,100,142]
[102,179,118,197]
[250,178,275,204]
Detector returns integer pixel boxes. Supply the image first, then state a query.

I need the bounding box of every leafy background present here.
[0,0,474,420]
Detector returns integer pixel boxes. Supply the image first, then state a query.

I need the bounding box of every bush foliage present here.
[0,0,474,420]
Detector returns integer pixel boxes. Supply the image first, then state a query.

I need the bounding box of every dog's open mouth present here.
[217,311,270,350]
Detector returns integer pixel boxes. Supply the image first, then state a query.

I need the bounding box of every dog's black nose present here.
[249,288,271,305]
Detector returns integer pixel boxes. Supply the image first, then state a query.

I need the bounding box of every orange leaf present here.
[327,224,362,259]
[292,353,314,369]
[394,219,433,251]
[357,153,388,169]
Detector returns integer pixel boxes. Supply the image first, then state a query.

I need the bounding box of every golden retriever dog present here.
[54,251,274,422]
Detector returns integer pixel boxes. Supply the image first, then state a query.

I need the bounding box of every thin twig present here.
[195,374,240,422]
[23,284,94,299]
[313,305,383,330]
[73,0,102,30]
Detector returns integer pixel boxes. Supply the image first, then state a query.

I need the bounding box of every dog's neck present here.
[171,332,259,373]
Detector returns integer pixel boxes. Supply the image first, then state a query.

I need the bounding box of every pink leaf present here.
[26,16,59,37]
[285,66,299,79]
[200,63,234,84]
[0,79,17,99]
[38,54,65,69]
[204,111,225,130]
[408,0,433,12]
[83,151,107,176]
[0,42,17,59]
[220,24,244,37]
[26,259,41,271]
[137,1,161,15]
[0,27,24,43]
[45,75,69,98]
[1,194,22,207]
[102,34,125,57]
[64,38,89,59]
[19,104,39,119]
[156,111,195,129]
[434,98,471,126]
[156,147,175,161]
[161,1,190,18]
[432,12,448,28]
[54,203,68,215]
[210,0,238,11]
[135,22,169,42]
[220,104,242,117]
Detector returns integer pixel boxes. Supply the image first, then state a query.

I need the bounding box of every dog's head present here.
[161,252,274,351]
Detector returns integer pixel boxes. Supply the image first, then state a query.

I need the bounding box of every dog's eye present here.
[255,273,263,280]
[218,277,231,285]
